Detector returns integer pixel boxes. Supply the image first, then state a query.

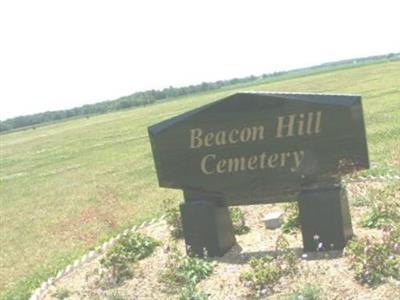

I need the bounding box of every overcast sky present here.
[0,0,399,120]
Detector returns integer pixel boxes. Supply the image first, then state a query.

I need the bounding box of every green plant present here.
[178,256,214,286]
[230,207,250,234]
[345,225,400,286]
[160,242,214,292]
[100,244,133,285]
[100,233,160,285]
[240,235,298,295]
[352,194,370,207]
[163,198,184,239]
[282,202,300,234]
[179,284,209,300]
[360,185,400,229]
[159,243,185,288]
[240,256,281,289]
[107,292,128,300]
[54,288,71,299]
[286,283,321,300]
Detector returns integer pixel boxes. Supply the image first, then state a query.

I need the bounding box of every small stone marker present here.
[148,92,369,256]
[262,210,284,229]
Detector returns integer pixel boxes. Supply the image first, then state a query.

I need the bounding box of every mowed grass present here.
[1,60,399,299]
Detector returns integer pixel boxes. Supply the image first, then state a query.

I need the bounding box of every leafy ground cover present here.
[0,59,399,298]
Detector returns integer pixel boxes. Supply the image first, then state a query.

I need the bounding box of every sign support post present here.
[298,181,353,251]
[180,190,236,257]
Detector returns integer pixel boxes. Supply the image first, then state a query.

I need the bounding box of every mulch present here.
[42,181,400,300]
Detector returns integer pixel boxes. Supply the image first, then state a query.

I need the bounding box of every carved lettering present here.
[199,150,305,175]
[277,111,323,138]
[192,110,321,176]
[190,128,203,149]
[200,154,216,174]
[190,126,265,149]
[276,114,296,138]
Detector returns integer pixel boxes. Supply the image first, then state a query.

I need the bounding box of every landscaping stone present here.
[262,210,284,229]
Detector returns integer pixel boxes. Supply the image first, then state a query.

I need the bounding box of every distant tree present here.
[0,121,12,132]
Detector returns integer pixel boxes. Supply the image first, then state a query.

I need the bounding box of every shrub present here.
[163,198,184,239]
[282,202,300,234]
[240,235,298,295]
[230,207,250,234]
[360,185,399,229]
[345,225,400,286]
[100,244,133,285]
[360,203,395,228]
[100,233,160,285]
[241,256,282,290]
[160,243,214,292]
[178,255,214,286]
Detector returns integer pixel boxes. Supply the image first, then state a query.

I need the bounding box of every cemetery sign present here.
[149,92,368,204]
[148,92,369,256]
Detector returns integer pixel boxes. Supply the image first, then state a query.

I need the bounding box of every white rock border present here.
[29,215,165,300]
[28,174,400,299]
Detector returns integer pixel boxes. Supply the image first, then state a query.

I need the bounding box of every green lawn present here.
[1,59,399,299]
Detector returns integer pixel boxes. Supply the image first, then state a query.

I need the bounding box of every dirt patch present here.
[79,206,118,228]
[51,184,125,245]
[51,206,118,246]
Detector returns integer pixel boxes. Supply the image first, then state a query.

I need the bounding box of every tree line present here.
[0,75,261,132]
[1,53,398,133]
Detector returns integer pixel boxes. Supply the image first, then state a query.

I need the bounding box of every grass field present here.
[1,59,399,299]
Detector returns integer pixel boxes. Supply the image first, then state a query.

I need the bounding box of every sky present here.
[0,0,399,120]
